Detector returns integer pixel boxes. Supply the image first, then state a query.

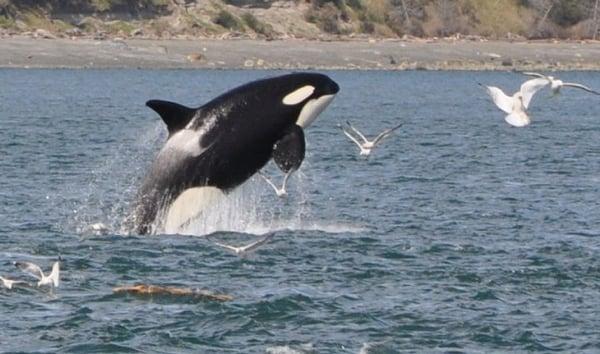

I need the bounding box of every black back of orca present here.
[131,72,339,234]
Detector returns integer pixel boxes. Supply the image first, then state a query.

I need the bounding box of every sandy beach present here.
[1,36,600,70]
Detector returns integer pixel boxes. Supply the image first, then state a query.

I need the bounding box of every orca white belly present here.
[163,186,226,234]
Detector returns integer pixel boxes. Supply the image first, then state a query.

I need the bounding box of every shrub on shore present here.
[306,0,600,39]
[1,0,599,40]
[213,9,245,32]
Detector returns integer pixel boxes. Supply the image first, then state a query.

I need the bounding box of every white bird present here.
[480,78,549,127]
[211,234,274,256]
[522,72,600,96]
[259,171,290,198]
[342,121,403,156]
[14,261,60,287]
[0,276,27,289]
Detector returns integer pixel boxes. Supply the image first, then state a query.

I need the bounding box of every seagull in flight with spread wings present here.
[259,171,289,198]
[480,78,549,127]
[522,72,600,96]
[210,234,274,256]
[342,121,403,156]
[14,261,60,287]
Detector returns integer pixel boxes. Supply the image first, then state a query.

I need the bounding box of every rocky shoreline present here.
[1,36,600,70]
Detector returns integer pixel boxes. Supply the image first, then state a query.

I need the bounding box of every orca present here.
[128,72,339,235]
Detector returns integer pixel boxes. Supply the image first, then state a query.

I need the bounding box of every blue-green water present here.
[1,69,600,353]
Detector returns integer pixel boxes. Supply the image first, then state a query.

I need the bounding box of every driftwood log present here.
[113,284,233,302]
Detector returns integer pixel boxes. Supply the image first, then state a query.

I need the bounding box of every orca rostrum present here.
[128,72,339,234]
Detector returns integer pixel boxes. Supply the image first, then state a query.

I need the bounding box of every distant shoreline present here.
[2,36,600,71]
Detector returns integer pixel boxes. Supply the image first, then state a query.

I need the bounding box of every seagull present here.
[14,261,60,287]
[522,72,600,96]
[0,276,27,289]
[210,234,274,256]
[480,78,549,127]
[259,171,289,198]
[342,121,403,156]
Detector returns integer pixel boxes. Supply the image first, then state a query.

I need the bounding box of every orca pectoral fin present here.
[273,125,305,173]
[146,100,197,135]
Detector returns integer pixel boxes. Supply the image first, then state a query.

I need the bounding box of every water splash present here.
[65,122,165,235]
[65,124,363,237]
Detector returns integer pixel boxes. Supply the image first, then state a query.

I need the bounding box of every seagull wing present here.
[14,261,44,280]
[280,171,292,194]
[520,78,549,109]
[0,277,25,289]
[239,234,274,253]
[48,262,60,287]
[482,85,513,114]
[212,241,240,253]
[562,82,600,95]
[522,72,549,80]
[345,121,368,143]
[342,128,365,150]
[372,123,403,146]
[259,172,280,194]
[0,276,12,288]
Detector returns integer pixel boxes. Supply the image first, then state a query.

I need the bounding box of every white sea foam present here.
[265,343,314,354]
[265,346,303,354]
[157,170,367,237]
[69,121,165,235]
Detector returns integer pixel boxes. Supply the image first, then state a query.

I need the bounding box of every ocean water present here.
[1,69,600,353]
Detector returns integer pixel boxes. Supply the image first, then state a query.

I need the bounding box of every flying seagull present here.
[522,72,600,96]
[480,78,549,127]
[259,171,289,198]
[210,234,274,256]
[0,276,27,289]
[14,261,60,287]
[342,121,403,156]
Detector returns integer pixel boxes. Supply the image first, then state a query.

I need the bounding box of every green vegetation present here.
[306,0,600,39]
[105,20,136,34]
[90,0,169,12]
[213,9,245,32]
[241,12,275,37]
[1,0,599,39]
[0,14,15,28]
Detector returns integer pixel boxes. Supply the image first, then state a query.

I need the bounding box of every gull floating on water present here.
[522,72,600,96]
[0,276,27,289]
[14,261,60,287]
[211,234,274,256]
[480,78,549,127]
[259,171,290,198]
[342,121,403,156]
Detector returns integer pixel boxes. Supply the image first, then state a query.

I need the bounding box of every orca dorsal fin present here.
[146,100,197,135]
[273,125,305,173]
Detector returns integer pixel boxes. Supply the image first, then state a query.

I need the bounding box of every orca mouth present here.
[296,93,337,128]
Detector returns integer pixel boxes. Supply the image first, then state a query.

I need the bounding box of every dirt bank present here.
[1,37,600,70]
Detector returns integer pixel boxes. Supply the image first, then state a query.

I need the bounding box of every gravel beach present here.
[1,36,600,70]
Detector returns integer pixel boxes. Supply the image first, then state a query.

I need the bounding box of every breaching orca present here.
[128,72,339,235]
